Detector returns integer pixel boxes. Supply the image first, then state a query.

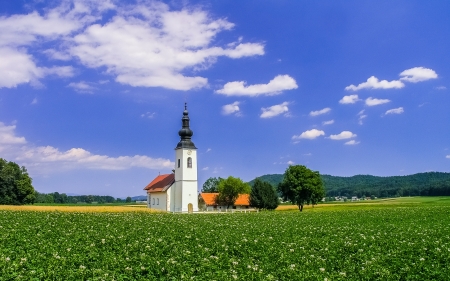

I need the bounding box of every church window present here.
[157,198,159,205]
[152,198,155,205]
[187,157,192,168]
[178,159,180,168]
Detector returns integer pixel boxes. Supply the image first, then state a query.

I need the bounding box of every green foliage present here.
[251,172,450,198]
[201,177,223,193]
[216,176,251,208]
[35,192,117,204]
[125,196,132,203]
[1,205,450,279]
[250,178,279,210]
[278,165,325,211]
[0,158,35,205]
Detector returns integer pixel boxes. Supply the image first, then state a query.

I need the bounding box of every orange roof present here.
[144,174,174,193]
[200,193,250,206]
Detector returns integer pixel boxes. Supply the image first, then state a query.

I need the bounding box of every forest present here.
[250,172,450,198]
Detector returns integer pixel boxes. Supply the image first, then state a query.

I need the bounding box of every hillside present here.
[249,172,450,198]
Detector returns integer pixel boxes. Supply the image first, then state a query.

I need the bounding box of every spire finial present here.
[185,102,187,110]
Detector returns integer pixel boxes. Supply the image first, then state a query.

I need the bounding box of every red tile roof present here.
[200,193,250,206]
[144,174,175,193]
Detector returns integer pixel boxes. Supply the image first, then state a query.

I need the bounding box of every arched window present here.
[157,198,159,205]
[187,157,192,168]
[152,198,155,205]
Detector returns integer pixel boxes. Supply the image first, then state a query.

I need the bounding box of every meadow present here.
[1,197,450,280]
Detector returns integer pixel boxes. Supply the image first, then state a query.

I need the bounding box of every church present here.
[144,104,199,213]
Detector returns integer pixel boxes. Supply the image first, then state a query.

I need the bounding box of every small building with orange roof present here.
[199,192,250,211]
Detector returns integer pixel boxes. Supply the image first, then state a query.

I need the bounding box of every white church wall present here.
[148,192,167,212]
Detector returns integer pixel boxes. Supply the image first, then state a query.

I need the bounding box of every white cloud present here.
[345,76,404,91]
[435,86,446,90]
[0,1,264,90]
[385,107,404,115]
[339,94,360,104]
[206,148,212,153]
[287,160,295,165]
[309,107,331,117]
[0,122,27,145]
[329,131,357,140]
[222,101,241,116]
[31,98,38,105]
[365,97,390,106]
[216,75,297,96]
[358,115,367,125]
[68,81,96,93]
[292,129,325,140]
[141,112,156,119]
[322,120,334,125]
[345,140,360,145]
[400,67,438,83]
[446,155,450,159]
[202,167,209,171]
[0,121,173,174]
[260,102,289,118]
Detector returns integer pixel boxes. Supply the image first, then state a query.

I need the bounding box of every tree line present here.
[34,192,132,204]
[250,172,450,198]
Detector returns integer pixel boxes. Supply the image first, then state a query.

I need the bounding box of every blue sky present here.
[1,0,449,197]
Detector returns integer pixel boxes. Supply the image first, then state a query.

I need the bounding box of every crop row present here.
[1,206,450,280]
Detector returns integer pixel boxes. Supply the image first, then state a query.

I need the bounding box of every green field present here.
[1,197,450,280]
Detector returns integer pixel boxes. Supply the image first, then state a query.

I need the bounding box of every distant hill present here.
[131,195,147,201]
[249,172,450,198]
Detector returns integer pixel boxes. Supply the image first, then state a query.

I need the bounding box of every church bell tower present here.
[172,103,198,212]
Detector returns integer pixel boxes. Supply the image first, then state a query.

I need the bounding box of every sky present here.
[0,0,449,197]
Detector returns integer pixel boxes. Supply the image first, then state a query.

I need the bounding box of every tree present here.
[201,177,223,193]
[250,178,279,210]
[215,176,251,208]
[278,165,325,212]
[0,158,36,205]
[126,196,132,203]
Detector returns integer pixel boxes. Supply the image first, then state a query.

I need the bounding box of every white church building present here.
[144,104,199,213]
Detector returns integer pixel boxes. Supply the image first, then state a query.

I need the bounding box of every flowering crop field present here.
[1,204,450,280]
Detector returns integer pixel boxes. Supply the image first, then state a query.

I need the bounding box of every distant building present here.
[199,193,250,211]
[144,104,198,213]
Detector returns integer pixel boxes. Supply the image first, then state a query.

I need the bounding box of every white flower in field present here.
[290,264,295,270]
[290,249,294,252]
[247,265,252,269]
[67,248,71,252]
[324,278,328,281]
[339,272,346,276]
[90,243,95,247]
[232,261,238,265]
[158,238,162,242]
[125,267,132,271]
[5,257,10,262]
[141,266,145,270]
[232,275,238,279]
[320,268,325,272]
[420,258,425,261]
[21,258,27,262]
[79,265,86,270]
[126,257,129,261]
[102,239,106,244]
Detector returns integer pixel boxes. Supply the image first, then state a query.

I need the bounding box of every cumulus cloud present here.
[385,107,404,115]
[329,131,357,140]
[0,1,264,90]
[0,121,173,174]
[287,160,295,165]
[365,97,390,106]
[68,81,96,93]
[339,94,360,104]
[399,67,438,83]
[345,140,360,145]
[309,107,331,117]
[447,155,450,159]
[202,167,209,171]
[292,129,325,140]
[260,102,289,118]
[222,101,241,116]
[216,75,297,96]
[0,122,27,145]
[322,120,334,125]
[346,76,404,91]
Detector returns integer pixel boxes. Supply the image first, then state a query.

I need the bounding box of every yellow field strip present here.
[0,205,161,213]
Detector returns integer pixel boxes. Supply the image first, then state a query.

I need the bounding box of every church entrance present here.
[188,203,193,213]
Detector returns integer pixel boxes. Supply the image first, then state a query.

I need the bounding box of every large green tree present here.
[215,176,251,208]
[0,158,36,205]
[250,178,279,210]
[278,165,325,212]
[201,177,223,193]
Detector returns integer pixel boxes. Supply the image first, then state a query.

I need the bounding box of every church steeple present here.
[175,103,197,149]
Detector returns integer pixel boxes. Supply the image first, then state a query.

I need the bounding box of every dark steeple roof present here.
[175,103,197,149]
